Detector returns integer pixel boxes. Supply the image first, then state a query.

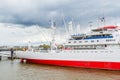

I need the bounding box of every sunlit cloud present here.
[0,23,68,46]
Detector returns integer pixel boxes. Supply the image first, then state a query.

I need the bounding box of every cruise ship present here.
[16,22,120,70]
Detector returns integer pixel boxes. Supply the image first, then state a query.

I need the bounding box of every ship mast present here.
[62,14,68,34]
[68,21,74,35]
[28,41,33,51]
[50,19,56,51]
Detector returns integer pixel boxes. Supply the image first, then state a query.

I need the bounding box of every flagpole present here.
[103,17,106,26]
[98,16,106,27]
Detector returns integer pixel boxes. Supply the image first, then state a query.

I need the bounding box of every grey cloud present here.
[0,0,120,27]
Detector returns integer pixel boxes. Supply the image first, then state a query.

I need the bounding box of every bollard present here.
[0,56,1,60]
[10,48,14,60]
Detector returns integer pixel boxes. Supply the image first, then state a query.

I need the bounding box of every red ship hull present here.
[21,58,120,70]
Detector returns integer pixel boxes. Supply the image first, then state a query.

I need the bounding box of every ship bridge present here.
[71,25,120,40]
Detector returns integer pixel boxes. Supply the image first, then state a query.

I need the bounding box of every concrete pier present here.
[0,51,11,60]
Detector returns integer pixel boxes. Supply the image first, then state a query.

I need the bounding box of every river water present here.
[0,59,120,80]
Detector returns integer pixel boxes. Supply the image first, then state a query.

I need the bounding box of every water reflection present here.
[0,59,120,80]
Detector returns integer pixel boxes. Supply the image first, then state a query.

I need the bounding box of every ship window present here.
[79,41,82,43]
[85,41,88,42]
[68,42,71,43]
[91,40,94,42]
[100,32,103,33]
[74,41,76,43]
[105,51,108,53]
[110,51,113,53]
[85,46,87,47]
[97,40,99,42]
[105,45,107,47]
[90,46,93,48]
[111,39,115,41]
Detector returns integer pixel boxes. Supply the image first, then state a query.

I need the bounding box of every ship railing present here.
[32,49,63,53]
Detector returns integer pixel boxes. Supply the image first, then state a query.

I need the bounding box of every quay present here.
[0,51,16,60]
[0,51,11,60]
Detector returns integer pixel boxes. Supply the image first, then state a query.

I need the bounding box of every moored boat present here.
[16,22,120,70]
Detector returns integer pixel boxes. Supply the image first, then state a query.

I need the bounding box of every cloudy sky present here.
[0,0,120,46]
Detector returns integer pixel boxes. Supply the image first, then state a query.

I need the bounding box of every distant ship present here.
[16,20,120,70]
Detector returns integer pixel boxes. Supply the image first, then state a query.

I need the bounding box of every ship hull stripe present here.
[21,58,120,70]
